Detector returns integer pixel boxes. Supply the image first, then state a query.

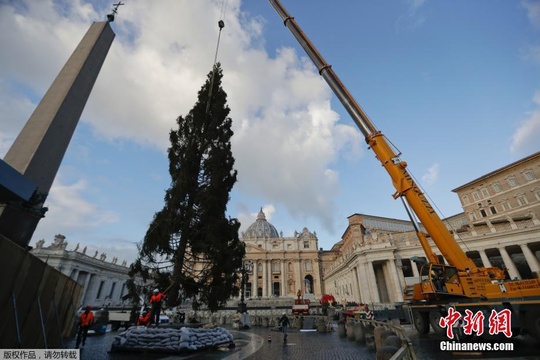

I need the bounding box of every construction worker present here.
[137,309,151,326]
[149,288,167,326]
[279,311,290,343]
[76,306,94,348]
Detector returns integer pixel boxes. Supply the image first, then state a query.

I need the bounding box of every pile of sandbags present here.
[111,326,234,353]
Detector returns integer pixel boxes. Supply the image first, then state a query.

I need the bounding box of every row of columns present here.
[250,259,313,298]
[477,245,540,280]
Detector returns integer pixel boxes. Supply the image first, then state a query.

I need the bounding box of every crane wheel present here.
[429,311,446,336]
[412,311,430,334]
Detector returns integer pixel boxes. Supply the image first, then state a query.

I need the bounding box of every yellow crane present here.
[268,0,540,340]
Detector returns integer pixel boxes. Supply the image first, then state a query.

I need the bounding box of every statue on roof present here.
[51,234,67,250]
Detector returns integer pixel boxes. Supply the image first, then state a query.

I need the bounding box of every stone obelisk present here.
[0,21,115,248]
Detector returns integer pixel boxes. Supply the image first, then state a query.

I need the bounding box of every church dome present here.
[243,208,280,239]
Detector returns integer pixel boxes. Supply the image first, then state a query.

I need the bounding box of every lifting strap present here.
[206,0,228,115]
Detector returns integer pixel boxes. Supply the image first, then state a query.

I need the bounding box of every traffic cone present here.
[268,331,272,342]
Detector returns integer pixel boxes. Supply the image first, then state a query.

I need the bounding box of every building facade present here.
[321,151,540,305]
[30,234,132,309]
[241,209,323,301]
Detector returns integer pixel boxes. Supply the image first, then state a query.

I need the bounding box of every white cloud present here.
[421,163,439,186]
[396,0,428,32]
[37,175,119,236]
[510,92,540,155]
[522,0,540,28]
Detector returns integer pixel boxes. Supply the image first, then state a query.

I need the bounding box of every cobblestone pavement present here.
[64,324,539,360]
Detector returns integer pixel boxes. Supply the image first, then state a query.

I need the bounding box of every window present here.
[535,188,540,201]
[257,262,262,273]
[490,206,497,215]
[481,188,489,197]
[492,183,502,193]
[109,282,116,299]
[469,212,477,221]
[273,282,280,296]
[303,241,309,249]
[120,284,126,300]
[501,201,511,211]
[305,260,312,272]
[96,281,105,299]
[507,177,518,187]
[287,244,292,249]
[524,170,535,181]
[462,195,469,205]
[480,209,487,217]
[472,191,480,201]
[517,195,528,206]
[272,261,280,272]
[288,262,293,272]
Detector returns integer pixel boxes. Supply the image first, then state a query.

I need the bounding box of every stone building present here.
[321,150,540,305]
[241,209,323,301]
[30,234,132,309]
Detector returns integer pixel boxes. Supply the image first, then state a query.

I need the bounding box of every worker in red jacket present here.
[137,309,151,326]
[149,288,166,326]
[76,306,94,348]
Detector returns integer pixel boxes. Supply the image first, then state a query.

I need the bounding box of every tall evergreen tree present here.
[130,63,245,312]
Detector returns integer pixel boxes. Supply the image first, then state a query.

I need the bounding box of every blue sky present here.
[1,0,539,265]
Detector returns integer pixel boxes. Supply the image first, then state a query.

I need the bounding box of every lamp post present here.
[238,261,253,313]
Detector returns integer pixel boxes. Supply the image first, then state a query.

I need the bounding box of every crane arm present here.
[269,0,502,277]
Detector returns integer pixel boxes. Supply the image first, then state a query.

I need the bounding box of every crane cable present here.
[206,0,228,115]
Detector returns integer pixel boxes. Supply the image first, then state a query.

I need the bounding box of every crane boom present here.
[268,0,501,277]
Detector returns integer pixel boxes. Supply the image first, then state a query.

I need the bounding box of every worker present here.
[149,288,167,326]
[75,305,94,348]
[137,310,150,326]
[279,311,290,343]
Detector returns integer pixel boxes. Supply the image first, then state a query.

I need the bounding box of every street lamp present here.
[238,261,253,313]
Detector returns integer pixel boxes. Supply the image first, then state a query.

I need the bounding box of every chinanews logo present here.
[438,308,514,352]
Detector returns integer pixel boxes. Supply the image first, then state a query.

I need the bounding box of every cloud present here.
[36,175,119,237]
[522,0,540,28]
[510,92,540,155]
[396,0,428,32]
[0,0,361,254]
[421,163,439,186]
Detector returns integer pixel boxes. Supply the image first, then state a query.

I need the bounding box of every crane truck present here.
[268,0,540,341]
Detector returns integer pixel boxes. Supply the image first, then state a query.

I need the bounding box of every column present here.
[499,247,520,280]
[296,259,302,295]
[267,260,272,297]
[253,261,258,298]
[389,260,404,302]
[366,261,380,303]
[478,249,493,268]
[520,244,540,275]
[281,260,287,297]
[261,260,270,297]
[353,267,362,302]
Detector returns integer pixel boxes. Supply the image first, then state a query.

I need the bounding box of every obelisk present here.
[0,21,115,248]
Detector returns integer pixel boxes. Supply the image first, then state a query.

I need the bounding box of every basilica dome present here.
[243,208,280,239]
